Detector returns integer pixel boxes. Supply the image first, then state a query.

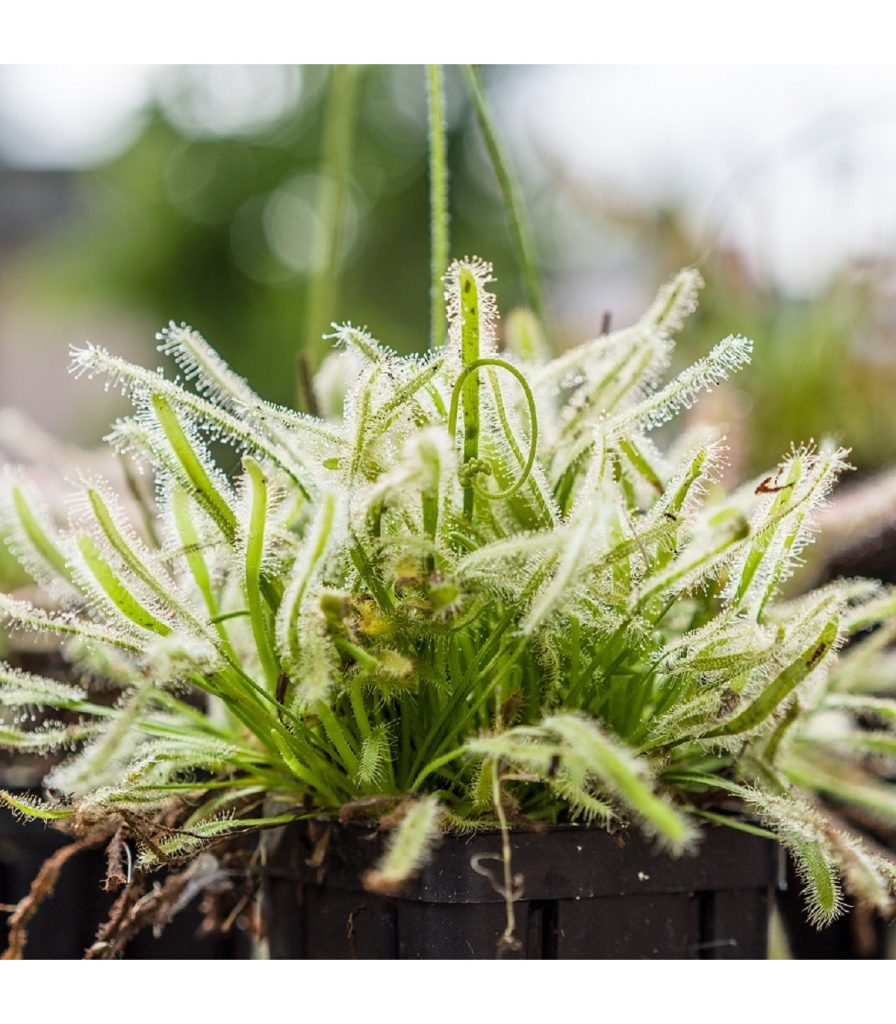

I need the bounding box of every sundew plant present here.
[2,259,896,936]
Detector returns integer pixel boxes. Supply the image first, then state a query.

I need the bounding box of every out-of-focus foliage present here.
[711,264,896,477]
[6,66,896,474]
[550,198,896,478]
[8,67,530,410]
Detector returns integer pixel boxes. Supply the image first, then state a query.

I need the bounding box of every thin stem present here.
[242,457,280,691]
[427,65,450,348]
[448,357,539,502]
[463,65,551,352]
[458,266,481,519]
[492,761,521,955]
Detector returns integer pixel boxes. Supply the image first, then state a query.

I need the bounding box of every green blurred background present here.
[2,64,896,479]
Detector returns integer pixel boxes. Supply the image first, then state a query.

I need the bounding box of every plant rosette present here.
[2,261,896,958]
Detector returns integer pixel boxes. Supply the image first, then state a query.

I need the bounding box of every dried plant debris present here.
[2,261,896,953]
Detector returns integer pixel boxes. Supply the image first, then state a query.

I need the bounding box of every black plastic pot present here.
[262,820,783,959]
[0,797,248,959]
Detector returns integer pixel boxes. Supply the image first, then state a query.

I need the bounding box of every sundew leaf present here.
[544,714,697,852]
[157,322,344,453]
[505,307,548,363]
[356,725,392,788]
[242,456,280,690]
[791,838,845,928]
[456,264,484,518]
[605,335,752,438]
[733,457,805,607]
[375,355,445,424]
[168,483,218,618]
[534,268,700,396]
[0,592,143,652]
[76,483,209,639]
[728,442,851,615]
[469,715,696,852]
[150,394,239,541]
[121,737,242,785]
[744,791,845,927]
[661,440,723,518]
[0,665,87,710]
[343,366,384,485]
[636,506,750,607]
[0,788,72,821]
[454,527,562,579]
[549,328,671,463]
[353,426,455,545]
[138,812,297,864]
[703,620,839,739]
[822,829,894,917]
[327,322,395,366]
[547,776,616,824]
[74,533,172,636]
[520,507,598,634]
[0,479,72,589]
[844,586,896,634]
[71,343,313,495]
[275,491,340,678]
[0,722,99,753]
[645,267,703,334]
[797,730,896,760]
[363,795,443,894]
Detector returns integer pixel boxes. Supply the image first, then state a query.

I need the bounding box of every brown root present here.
[84,847,255,960]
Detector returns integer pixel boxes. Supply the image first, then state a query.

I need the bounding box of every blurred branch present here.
[302,64,361,395]
[427,65,450,348]
[463,65,552,353]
